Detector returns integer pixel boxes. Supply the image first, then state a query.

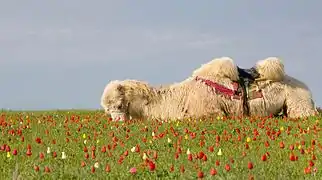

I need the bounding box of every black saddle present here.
[236,66,260,116]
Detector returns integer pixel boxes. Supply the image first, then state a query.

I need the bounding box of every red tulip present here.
[26,149,32,156]
[308,160,314,167]
[148,161,156,171]
[188,154,193,161]
[44,166,50,173]
[261,154,267,161]
[53,151,57,158]
[197,171,204,178]
[210,168,217,176]
[248,162,254,170]
[215,160,220,166]
[101,146,106,153]
[12,149,17,155]
[279,142,285,148]
[289,153,296,161]
[208,145,214,152]
[34,165,39,172]
[225,164,231,171]
[198,151,205,159]
[180,165,185,173]
[39,152,45,159]
[105,164,111,172]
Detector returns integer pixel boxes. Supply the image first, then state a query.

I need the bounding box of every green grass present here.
[0,111,321,179]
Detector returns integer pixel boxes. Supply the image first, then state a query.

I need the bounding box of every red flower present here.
[289,153,296,161]
[26,149,32,156]
[101,146,106,153]
[81,161,86,167]
[279,142,285,148]
[202,154,208,161]
[308,160,314,167]
[245,143,249,149]
[180,165,185,173]
[225,164,231,171]
[208,145,214,152]
[198,151,205,159]
[215,160,220,166]
[188,154,193,161]
[169,164,174,172]
[261,154,267,161]
[12,149,17,155]
[105,164,111,172]
[248,162,254,170]
[197,171,204,178]
[44,166,50,173]
[123,150,129,156]
[34,165,39,172]
[210,168,217,176]
[148,161,156,171]
[39,152,45,160]
[35,137,42,144]
[153,151,158,160]
[264,141,270,147]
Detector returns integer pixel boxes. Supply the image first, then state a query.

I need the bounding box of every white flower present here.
[152,132,155,136]
[47,147,51,154]
[83,140,87,144]
[167,138,172,143]
[131,146,136,152]
[62,152,67,159]
[94,162,99,168]
[186,148,191,155]
[142,153,148,160]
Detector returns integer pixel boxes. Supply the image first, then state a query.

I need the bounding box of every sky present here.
[1,0,322,110]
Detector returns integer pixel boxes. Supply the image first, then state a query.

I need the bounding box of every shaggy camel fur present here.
[100,57,250,121]
[247,57,318,118]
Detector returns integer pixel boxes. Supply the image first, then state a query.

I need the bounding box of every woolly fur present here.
[248,57,317,118]
[100,57,245,120]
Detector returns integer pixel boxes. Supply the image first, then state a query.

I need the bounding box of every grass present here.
[0,110,321,179]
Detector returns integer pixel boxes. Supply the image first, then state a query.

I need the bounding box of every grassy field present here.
[0,110,321,180]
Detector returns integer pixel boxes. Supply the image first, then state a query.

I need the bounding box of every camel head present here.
[100,80,157,121]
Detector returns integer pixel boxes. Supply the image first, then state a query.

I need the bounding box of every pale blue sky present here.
[1,0,321,110]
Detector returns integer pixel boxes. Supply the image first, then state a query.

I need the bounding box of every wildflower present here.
[7,152,11,158]
[96,139,100,144]
[149,140,153,144]
[280,126,284,131]
[186,148,191,155]
[246,137,251,143]
[62,152,67,159]
[298,145,302,150]
[152,132,155,137]
[167,138,172,143]
[210,168,217,176]
[47,147,51,154]
[83,140,87,145]
[94,162,99,168]
[184,135,188,140]
[217,148,223,156]
[131,146,136,153]
[142,153,148,160]
[129,167,137,174]
[176,122,179,127]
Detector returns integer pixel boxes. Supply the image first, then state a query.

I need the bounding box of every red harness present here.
[195,76,242,100]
